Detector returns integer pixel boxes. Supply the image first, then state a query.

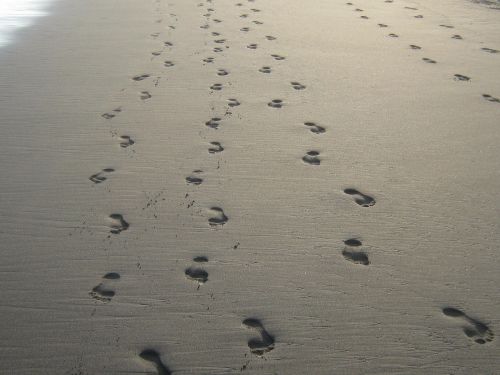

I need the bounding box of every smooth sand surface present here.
[0,0,499,374]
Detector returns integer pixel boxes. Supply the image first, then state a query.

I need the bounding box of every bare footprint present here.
[186,170,203,185]
[205,117,222,129]
[265,35,276,40]
[119,135,135,148]
[268,99,283,108]
[481,47,499,53]
[89,272,120,302]
[242,318,275,356]
[208,207,228,226]
[185,267,209,285]
[454,74,470,81]
[342,239,369,265]
[102,107,121,120]
[139,349,171,375]
[247,43,258,49]
[442,307,494,345]
[410,44,422,50]
[344,188,375,207]
[452,34,463,40]
[302,151,320,165]
[203,57,215,63]
[304,122,326,134]
[422,57,437,64]
[291,82,306,90]
[439,24,454,29]
[388,33,399,38]
[132,74,150,81]
[108,214,129,234]
[140,91,152,100]
[482,94,500,103]
[228,98,240,107]
[208,141,224,153]
[89,168,114,184]
[259,66,272,73]
[164,60,175,67]
[378,23,388,27]
[210,83,223,91]
[271,54,285,60]
[217,69,229,76]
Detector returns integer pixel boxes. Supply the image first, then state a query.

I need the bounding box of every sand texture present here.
[0,0,499,374]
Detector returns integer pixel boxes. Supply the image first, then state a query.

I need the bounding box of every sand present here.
[0,0,499,373]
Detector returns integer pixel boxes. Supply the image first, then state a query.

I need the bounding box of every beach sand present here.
[0,0,499,373]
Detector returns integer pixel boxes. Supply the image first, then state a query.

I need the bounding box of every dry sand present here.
[0,0,499,373]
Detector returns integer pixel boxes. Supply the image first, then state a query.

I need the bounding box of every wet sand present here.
[0,0,499,373]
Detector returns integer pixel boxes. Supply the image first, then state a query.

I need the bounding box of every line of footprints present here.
[89,0,494,372]
[346,0,500,102]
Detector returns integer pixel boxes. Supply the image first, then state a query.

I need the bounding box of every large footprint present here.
[139,349,171,375]
[442,307,494,345]
[89,272,120,302]
[344,188,375,207]
[208,207,228,226]
[342,239,369,265]
[242,318,275,356]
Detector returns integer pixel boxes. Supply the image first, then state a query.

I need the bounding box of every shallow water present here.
[0,0,56,48]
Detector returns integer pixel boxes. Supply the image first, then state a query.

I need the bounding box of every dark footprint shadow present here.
[205,117,222,129]
[271,54,285,60]
[452,34,463,40]
[268,99,283,108]
[185,267,209,287]
[217,69,229,76]
[481,47,499,54]
[410,44,422,50]
[483,94,500,103]
[89,168,114,184]
[186,170,203,185]
[454,74,470,81]
[304,122,326,134]
[259,66,272,73]
[302,151,320,165]
[102,107,121,120]
[140,91,152,100]
[208,207,228,226]
[247,43,258,49]
[243,318,275,356]
[344,188,375,207]
[210,83,223,91]
[89,272,120,302]
[228,98,240,107]
[342,239,370,265]
[164,60,175,67]
[209,141,224,153]
[132,74,150,81]
[422,57,437,63]
[119,135,135,148]
[139,349,171,375]
[442,307,494,344]
[108,214,129,234]
[291,81,306,90]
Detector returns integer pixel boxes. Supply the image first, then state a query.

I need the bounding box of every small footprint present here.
[388,33,399,38]
[132,74,150,81]
[271,54,285,60]
[208,207,228,226]
[242,318,275,356]
[378,23,388,27]
[89,168,114,184]
[164,60,175,67]
[164,41,173,46]
[203,57,215,63]
[214,39,226,44]
[228,98,240,107]
[268,99,283,108]
[101,108,121,120]
[344,188,375,207]
[193,256,208,263]
[208,141,224,153]
[139,349,171,375]
[213,47,223,53]
[210,83,223,91]
[108,214,129,234]
[302,151,320,165]
[439,24,454,29]
[291,81,306,90]
[217,69,229,76]
[240,27,250,32]
[213,19,222,23]
[361,15,369,19]
[247,43,258,49]
[405,6,418,10]
[454,74,470,81]
[119,135,135,148]
[186,170,203,185]
[482,94,500,103]
[304,122,325,134]
[265,35,276,40]
[422,57,437,63]
[414,14,424,18]
[240,14,248,18]
[259,66,272,73]
[140,91,152,100]
[355,8,364,12]
[185,267,208,284]
[410,44,422,50]
[342,239,370,265]
[442,307,494,345]
[89,272,120,302]
[452,34,463,40]
[205,117,222,129]
[253,20,263,25]
[481,47,499,54]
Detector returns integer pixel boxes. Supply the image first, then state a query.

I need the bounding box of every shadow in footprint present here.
[303,151,320,165]
[208,207,228,226]
[186,170,203,185]
[206,117,222,129]
[483,94,500,103]
[139,349,171,375]
[422,57,437,64]
[228,98,240,107]
[291,82,306,90]
[185,267,209,285]
[140,91,152,100]
[132,74,150,81]
[108,214,129,234]
[259,66,272,73]
[442,307,494,344]
[209,142,224,153]
[243,318,275,356]
[210,83,223,91]
[102,108,121,120]
[268,99,283,108]
[304,122,326,134]
[89,272,120,302]
[89,168,114,184]
[481,47,499,54]
[119,135,135,148]
[342,239,370,265]
[344,188,375,207]
[454,74,470,81]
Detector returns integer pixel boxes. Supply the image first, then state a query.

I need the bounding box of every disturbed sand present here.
[0,0,499,374]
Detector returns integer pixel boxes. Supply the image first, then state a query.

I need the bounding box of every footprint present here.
[185,267,209,284]
[210,83,223,91]
[302,151,320,165]
[342,239,370,265]
[214,39,226,44]
[208,141,224,153]
[378,23,388,27]
[240,27,250,32]
[343,188,376,207]
[119,135,135,148]
[291,81,306,90]
[422,57,437,63]
[132,74,150,81]
[481,47,499,54]
[193,255,208,263]
[304,122,326,134]
[208,207,228,226]
[259,66,272,73]
[268,99,283,108]
[414,14,424,18]
[108,214,129,234]
[89,168,115,184]
[271,54,285,60]
[242,318,275,356]
[213,19,222,23]
[151,51,162,57]
[101,108,121,120]
[205,117,222,129]
[388,33,399,38]
[164,41,173,46]
[89,272,120,302]
[213,47,223,53]
[240,14,248,18]
[452,34,463,40]
[200,24,209,29]
[228,98,240,107]
[360,15,369,19]
[217,69,229,76]
[203,57,215,63]
[247,43,258,49]
[439,24,454,29]
[139,349,171,375]
[410,44,422,50]
[454,74,470,81]
[140,91,152,100]
[250,8,261,12]
[482,94,500,103]
[212,32,221,36]
[405,6,418,10]
[442,307,494,345]
[253,20,263,25]
[265,35,276,40]
[355,8,364,12]
[186,170,203,185]
[164,60,175,67]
